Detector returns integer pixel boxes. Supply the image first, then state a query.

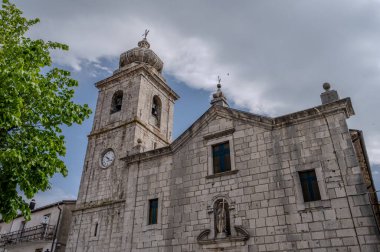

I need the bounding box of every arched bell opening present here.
[151,95,162,127]
[110,91,123,114]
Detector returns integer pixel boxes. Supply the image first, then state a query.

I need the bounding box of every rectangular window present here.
[299,170,321,202]
[212,142,231,174]
[94,222,98,237]
[149,199,158,225]
[35,249,43,252]
[41,214,51,224]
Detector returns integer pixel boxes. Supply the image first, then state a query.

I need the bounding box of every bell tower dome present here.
[92,35,179,148]
[119,37,164,74]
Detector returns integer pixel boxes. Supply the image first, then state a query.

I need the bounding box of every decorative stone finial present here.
[138,38,150,49]
[320,82,339,104]
[211,76,229,107]
[323,82,331,91]
[128,138,144,155]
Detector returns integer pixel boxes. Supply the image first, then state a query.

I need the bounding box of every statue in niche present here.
[214,199,230,238]
[197,198,251,244]
[216,201,226,233]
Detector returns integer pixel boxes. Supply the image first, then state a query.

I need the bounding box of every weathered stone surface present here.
[65,41,380,252]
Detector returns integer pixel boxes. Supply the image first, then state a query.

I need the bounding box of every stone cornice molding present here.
[122,146,172,164]
[272,97,354,127]
[87,117,170,145]
[95,64,179,100]
[203,128,236,140]
[74,199,125,212]
[122,98,354,165]
[197,226,250,247]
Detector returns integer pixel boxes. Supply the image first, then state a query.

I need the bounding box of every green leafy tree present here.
[0,0,91,222]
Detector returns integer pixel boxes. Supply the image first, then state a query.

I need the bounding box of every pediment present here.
[170,105,273,151]
[123,98,354,164]
[197,226,250,249]
[170,97,353,153]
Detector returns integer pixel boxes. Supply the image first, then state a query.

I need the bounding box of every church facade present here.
[65,36,380,252]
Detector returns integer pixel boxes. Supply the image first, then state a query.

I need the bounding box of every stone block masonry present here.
[65,37,380,252]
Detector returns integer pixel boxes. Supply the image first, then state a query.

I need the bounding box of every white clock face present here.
[101,150,115,168]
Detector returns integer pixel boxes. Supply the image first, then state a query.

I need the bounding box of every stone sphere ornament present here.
[323,82,331,91]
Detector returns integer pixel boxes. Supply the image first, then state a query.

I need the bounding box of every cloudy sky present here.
[13,0,380,206]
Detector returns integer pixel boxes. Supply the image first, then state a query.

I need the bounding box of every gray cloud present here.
[16,0,380,164]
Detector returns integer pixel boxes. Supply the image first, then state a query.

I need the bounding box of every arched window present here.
[214,199,231,237]
[111,91,123,114]
[151,95,161,127]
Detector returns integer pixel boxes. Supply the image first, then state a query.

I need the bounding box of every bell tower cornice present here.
[95,64,179,101]
[87,116,170,145]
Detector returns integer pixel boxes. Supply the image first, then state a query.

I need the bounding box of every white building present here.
[0,200,75,252]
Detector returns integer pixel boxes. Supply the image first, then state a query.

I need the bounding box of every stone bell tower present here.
[75,34,179,205]
[66,35,179,252]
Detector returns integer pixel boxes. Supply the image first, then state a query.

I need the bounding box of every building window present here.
[94,222,98,237]
[148,199,158,225]
[151,95,161,127]
[299,170,321,202]
[35,249,43,252]
[111,91,123,114]
[212,142,231,174]
[206,133,236,178]
[41,214,50,225]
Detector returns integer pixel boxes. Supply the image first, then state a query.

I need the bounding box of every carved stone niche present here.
[197,195,250,249]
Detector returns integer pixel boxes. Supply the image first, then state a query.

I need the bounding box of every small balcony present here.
[0,224,55,247]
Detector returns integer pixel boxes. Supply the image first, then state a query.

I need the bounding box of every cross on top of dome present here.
[211,75,229,107]
[119,30,163,72]
[138,29,151,49]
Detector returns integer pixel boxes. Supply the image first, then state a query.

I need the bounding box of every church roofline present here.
[122,97,354,164]
[121,145,172,164]
[350,129,374,188]
[95,64,180,100]
[273,97,354,125]
[0,200,76,223]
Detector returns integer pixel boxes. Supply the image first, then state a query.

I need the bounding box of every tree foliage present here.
[0,0,91,222]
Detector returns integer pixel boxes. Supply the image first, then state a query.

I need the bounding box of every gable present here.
[123,97,354,164]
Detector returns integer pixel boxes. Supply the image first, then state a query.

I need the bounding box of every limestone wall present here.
[120,110,380,251]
